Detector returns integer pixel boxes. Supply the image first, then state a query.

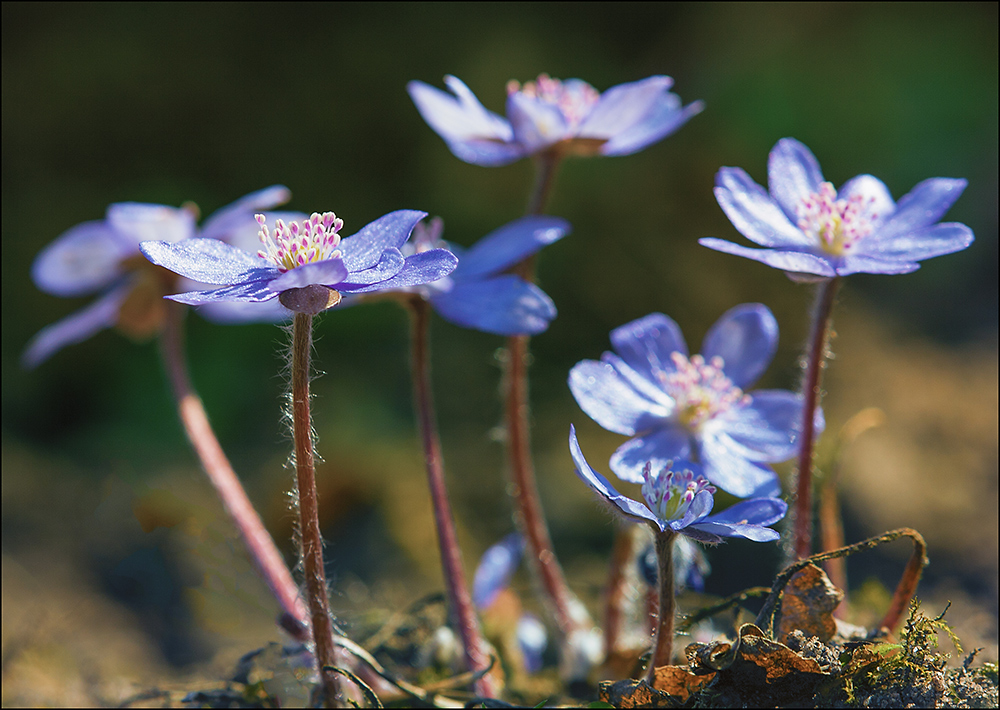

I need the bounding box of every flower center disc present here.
[662,353,750,431]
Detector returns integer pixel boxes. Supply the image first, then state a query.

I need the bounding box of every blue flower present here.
[366,215,568,335]
[139,210,458,313]
[569,304,817,498]
[569,426,786,543]
[700,138,974,279]
[24,185,292,368]
[408,74,703,167]
[640,536,711,593]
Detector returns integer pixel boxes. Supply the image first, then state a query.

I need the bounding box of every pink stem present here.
[158,302,308,641]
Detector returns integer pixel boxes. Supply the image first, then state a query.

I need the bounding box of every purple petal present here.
[432,275,556,335]
[767,138,825,220]
[22,282,132,368]
[609,312,687,387]
[672,488,715,531]
[472,533,524,609]
[697,433,781,498]
[267,257,350,292]
[351,248,458,294]
[199,185,292,241]
[578,76,673,137]
[569,360,670,437]
[601,96,704,157]
[167,279,279,304]
[877,178,968,242]
[714,168,811,247]
[715,389,803,462]
[453,216,571,280]
[32,220,133,297]
[106,202,196,246]
[698,238,838,277]
[408,77,513,143]
[609,428,692,485]
[339,210,426,272]
[703,497,788,527]
[701,304,778,390]
[856,222,974,264]
[569,426,663,531]
[338,248,405,288]
[689,520,780,542]
[141,238,277,285]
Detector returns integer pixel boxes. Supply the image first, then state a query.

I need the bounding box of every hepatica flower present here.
[24,185,292,368]
[569,304,816,498]
[408,74,703,166]
[700,138,974,279]
[140,210,458,314]
[376,215,568,335]
[569,426,785,543]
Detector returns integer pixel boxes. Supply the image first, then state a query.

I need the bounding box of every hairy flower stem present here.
[792,277,842,560]
[157,302,308,641]
[647,530,677,684]
[504,152,595,661]
[406,296,497,698]
[290,312,340,706]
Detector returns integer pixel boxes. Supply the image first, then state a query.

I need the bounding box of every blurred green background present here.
[3,3,996,704]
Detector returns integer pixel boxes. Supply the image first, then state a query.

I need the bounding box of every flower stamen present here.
[641,462,716,523]
[507,74,600,130]
[257,212,344,272]
[661,353,751,431]
[796,182,879,256]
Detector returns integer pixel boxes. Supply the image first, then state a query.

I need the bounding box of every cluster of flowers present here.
[26,68,974,691]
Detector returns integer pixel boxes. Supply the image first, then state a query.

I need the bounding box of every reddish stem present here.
[646,530,676,684]
[407,297,497,698]
[290,312,340,706]
[158,302,308,641]
[792,277,841,560]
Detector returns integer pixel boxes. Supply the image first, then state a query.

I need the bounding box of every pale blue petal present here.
[199,185,291,241]
[140,238,277,285]
[767,138,825,220]
[690,520,780,542]
[473,533,524,609]
[32,220,132,297]
[22,282,132,368]
[834,254,921,276]
[609,312,687,386]
[407,77,512,144]
[351,249,457,293]
[337,248,405,288]
[714,390,803,462]
[714,169,811,247]
[339,210,426,271]
[569,426,663,531]
[577,76,673,137]
[506,92,568,153]
[698,433,781,498]
[453,216,570,280]
[698,238,838,277]
[701,304,778,390]
[569,360,670,437]
[106,202,196,245]
[600,353,674,409]
[444,138,526,167]
[672,489,715,531]
[837,175,895,232]
[601,96,704,156]
[877,178,968,242]
[702,497,787,527]
[267,257,350,292]
[196,298,292,324]
[432,275,555,335]
[609,428,692,485]
[855,222,974,263]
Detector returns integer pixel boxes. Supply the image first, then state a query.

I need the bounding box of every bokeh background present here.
[3,3,996,705]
